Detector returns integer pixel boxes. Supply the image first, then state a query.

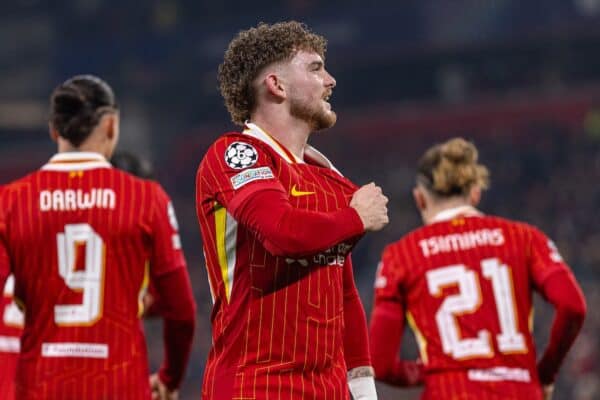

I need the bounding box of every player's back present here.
[1,153,159,399]
[385,212,558,399]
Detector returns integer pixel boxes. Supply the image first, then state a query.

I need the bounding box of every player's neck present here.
[424,199,474,225]
[56,135,110,159]
[251,111,311,159]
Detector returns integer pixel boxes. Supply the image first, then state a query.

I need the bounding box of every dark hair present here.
[417,137,489,197]
[110,151,154,179]
[218,21,327,125]
[50,75,118,147]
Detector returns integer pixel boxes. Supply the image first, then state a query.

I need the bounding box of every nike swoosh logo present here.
[291,184,315,197]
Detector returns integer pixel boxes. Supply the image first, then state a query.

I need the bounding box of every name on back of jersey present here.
[419,228,505,257]
[40,188,116,211]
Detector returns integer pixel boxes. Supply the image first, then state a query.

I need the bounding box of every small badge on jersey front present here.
[224,142,258,169]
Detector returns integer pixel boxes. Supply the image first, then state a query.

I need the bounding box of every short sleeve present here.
[373,244,406,305]
[149,183,187,277]
[198,135,285,211]
[528,225,572,289]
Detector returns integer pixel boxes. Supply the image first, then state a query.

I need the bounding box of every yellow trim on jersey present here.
[529,306,534,333]
[407,311,428,365]
[243,122,302,164]
[138,260,150,318]
[214,203,230,302]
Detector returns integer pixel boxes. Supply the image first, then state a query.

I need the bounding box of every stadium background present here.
[1,1,598,398]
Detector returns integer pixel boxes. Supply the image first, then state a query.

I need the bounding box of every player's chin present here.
[314,110,337,131]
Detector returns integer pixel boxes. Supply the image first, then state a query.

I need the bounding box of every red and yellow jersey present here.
[374,206,571,399]
[196,123,365,399]
[0,152,186,400]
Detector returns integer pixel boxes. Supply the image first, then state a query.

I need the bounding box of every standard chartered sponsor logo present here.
[285,242,352,267]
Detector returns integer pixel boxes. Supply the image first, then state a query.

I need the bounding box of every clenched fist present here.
[350,182,389,232]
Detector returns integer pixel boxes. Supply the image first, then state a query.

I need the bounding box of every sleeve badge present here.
[224,142,259,169]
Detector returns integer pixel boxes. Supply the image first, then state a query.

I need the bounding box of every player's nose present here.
[324,69,336,88]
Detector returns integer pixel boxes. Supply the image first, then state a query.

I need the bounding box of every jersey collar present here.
[41,152,112,171]
[430,205,483,223]
[243,122,342,175]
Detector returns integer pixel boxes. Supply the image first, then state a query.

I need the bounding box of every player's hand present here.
[542,384,554,400]
[141,292,155,317]
[149,373,179,400]
[401,359,424,386]
[350,183,389,232]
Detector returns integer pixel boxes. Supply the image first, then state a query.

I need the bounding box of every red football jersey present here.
[0,275,24,399]
[373,206,572,399]
[0,152,186,400]
[196,123,367,399]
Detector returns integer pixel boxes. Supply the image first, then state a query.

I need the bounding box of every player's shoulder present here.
[383,225,429,258]
[1,171,38,195]
[108,168,167,197]
[200,132,274,167]
[0,173,39,214]
[478,214,541,239]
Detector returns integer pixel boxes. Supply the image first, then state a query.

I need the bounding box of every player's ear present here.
[49,123,60,142]
[413,186,427,211]
[103,113,118,140]
[469,186,481,206]
[264,72,286,101]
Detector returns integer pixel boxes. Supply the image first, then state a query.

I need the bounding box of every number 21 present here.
[426,258,526,360]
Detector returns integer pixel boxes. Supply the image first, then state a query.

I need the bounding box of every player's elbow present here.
[561,294,587,322]
[180,300,198,324]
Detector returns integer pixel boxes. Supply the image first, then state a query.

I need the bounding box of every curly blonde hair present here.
[417,137,490,196]
[218,21,327,125]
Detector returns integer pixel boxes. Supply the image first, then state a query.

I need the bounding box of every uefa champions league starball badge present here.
[225,142,259,169]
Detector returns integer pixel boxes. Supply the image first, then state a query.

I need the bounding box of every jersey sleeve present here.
[373,244,406,305]
[370,243,424,386]
[149,182,187,277]
[527,225,572,288]
[198,135,285,209]
[197,134,364,258]
[342,256,371,369]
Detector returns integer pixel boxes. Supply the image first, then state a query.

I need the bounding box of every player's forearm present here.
[159,317,196,390]
[369,302,423,386]
[538,271,586,384]
[152,268,197,389]
[343,289,371,369]
[342,258,372,369]
[232,188,364,257]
